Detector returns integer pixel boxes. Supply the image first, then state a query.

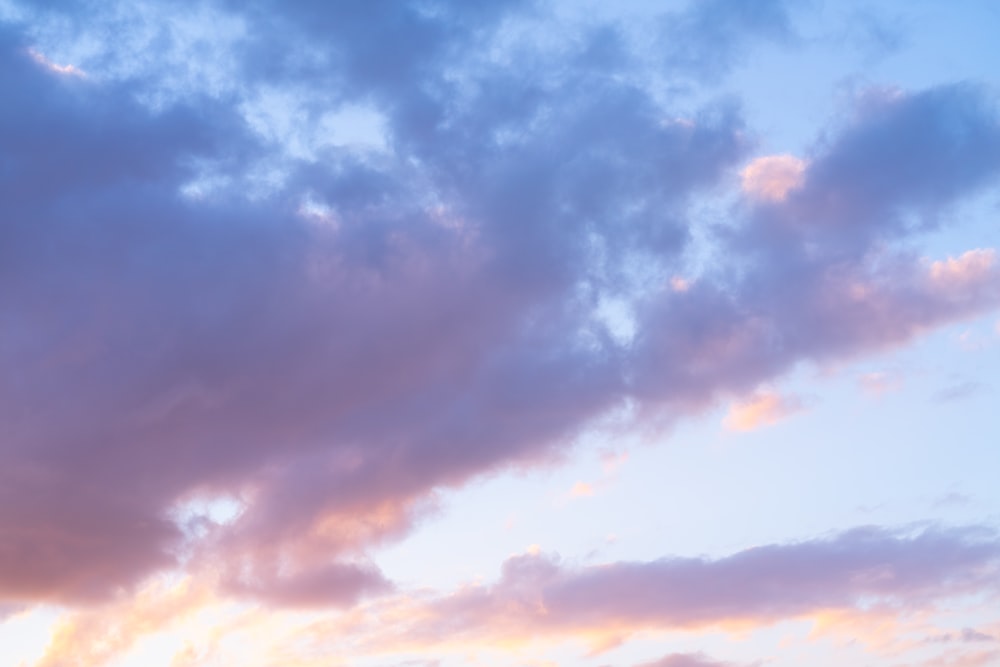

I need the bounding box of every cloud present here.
[723,389,804,431]
[660,0,795,80]
[934,381,989,403]
[931,628,999,644]
[32,577,210,667]
[223,561,393,609]
[961,628,996,643]
[324,525,1000,653]
[737,84,1000,258]
[741,154,807,202]
[27,47,85,77]
[916,649,1000,667]
[0,0,999,617]
[636,653,745,667]
[929,249,998,293]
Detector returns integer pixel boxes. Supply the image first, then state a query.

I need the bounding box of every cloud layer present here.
[289,525,1000,658]
[0,0,998,631]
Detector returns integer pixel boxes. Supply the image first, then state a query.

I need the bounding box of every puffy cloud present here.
[741,154,807,202]
[0,0,999,617]
[929,249,997,293]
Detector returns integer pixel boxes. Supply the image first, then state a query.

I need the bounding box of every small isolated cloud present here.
[961,628,996,643]
[724,390,804,431]
[741,154,807,202]
[570,481,595,498]
[926,627,995,645]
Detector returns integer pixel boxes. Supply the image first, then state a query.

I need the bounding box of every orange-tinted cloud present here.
[34,577,211,667]
[723,390,804,431]
[2,4,1000,636]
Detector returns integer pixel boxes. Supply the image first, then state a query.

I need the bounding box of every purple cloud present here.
[381,526,1000,646]
[660,0,795,80]
[1,0,999,611]
[636,654,747,667]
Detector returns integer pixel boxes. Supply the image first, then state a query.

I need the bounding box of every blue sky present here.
[0,1,998,666]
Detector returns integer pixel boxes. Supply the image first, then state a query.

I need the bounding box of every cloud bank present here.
[0,0,998,624]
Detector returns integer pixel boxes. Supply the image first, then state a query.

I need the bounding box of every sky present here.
[1,1,999,666]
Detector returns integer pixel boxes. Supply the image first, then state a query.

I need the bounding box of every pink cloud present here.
[1,9,1000,615]
[741,154,807,202]
[723,389,804,431]
[339,526,1000,652]
[928,249,997,292]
